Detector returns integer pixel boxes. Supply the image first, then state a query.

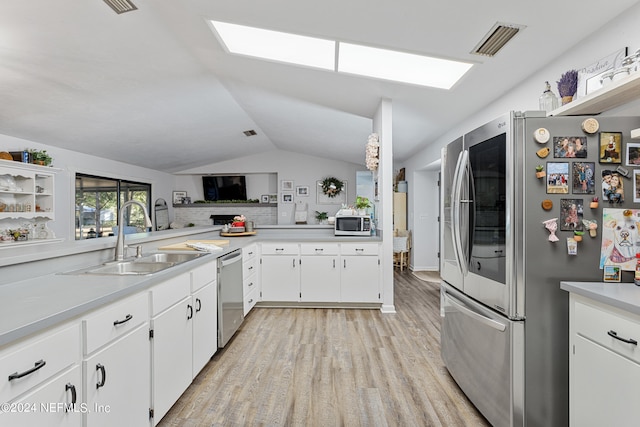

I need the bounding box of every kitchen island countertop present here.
[560,281,640,316]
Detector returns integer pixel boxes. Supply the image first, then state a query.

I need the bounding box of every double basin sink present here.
[64,252,207,276]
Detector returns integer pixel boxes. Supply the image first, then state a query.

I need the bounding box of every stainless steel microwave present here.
[334,215,371,236]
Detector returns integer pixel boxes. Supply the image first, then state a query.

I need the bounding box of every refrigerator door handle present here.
[446,291,506,332]
[452,150,470,276]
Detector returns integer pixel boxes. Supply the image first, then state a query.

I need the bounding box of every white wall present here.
[401,2,640,271]
[0,133,176,241]
[175,149,365,224]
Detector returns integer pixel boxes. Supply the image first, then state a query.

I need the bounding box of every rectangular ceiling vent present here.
[103,0,138,14]
[472,22,524,57]
[243,130,257,137]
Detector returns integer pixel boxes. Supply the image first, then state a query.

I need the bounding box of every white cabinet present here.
[261,243,300,302]
[0,160,57,245]
[340,243,380,303]
[83,325,150,427]
[191,260,217,378]
[82,291,150,427]
[300,243,340,302]
[260,242,381,304]
[0,322,81,427]
[8,366,82,427]
[150,272,192,424]
[569,294,640,427]
[243,244,259,314]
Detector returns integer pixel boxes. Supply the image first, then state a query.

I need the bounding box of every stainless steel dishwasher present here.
[217,249,244,347]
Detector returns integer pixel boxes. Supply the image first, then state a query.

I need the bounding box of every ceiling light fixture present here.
[472,22,524,57]
[103,0,138,14]
[209,20,473,89]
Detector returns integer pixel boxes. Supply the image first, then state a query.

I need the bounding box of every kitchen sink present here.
[86,261,175,275]
[135,252,204,264]
[60,251,208,276]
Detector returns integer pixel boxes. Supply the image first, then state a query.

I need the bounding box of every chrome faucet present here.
[114,200,153,261]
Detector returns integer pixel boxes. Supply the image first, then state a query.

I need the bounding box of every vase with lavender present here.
[557,70,578,105]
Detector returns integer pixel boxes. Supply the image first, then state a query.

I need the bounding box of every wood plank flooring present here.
[158,271,490,426]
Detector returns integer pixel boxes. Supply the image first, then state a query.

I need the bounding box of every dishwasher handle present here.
[220,250,242,267]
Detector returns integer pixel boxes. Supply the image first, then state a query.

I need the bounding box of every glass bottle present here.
[539,81,559,113]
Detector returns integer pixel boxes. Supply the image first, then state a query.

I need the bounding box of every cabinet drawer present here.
[300,243,339,255]
[191,261,216,292]
[0,322,80,404]
[242,244,257,261]
[244,287,259,315]
[261,243,299,255]
[574,299,640,364]
[150,273,191,316]
[83,292,149,355]
[243,256,257,279]
[243,274,258,296]
[341,243,379,256]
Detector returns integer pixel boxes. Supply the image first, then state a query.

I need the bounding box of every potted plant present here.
[354,196,371,215]
[573,231,584,242]
[535,165,546,179]
[28,149,53,166]
[557,70,578,105]
[232,214,246,227]
[315,211,328,224]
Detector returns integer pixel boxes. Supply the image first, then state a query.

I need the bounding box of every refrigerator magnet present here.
[581,118,600,134]
[536,147,550,158]
[534,128,550,143]
[541,199,553,210]
[567,237,578,255]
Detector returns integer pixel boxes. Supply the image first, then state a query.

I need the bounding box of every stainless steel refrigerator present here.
[439,111,640,427]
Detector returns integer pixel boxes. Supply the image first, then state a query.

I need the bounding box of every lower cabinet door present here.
[261,256,300,301]
[192,283,217,378]
[151,297,193,424]
[84,325,150,427]
[300,256,340,302]
[571,334,640,427]
[341,256,380,302]
[3,366,82,427]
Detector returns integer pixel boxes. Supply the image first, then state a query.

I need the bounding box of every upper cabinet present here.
[0,160,59,245]
[0,160,56,220]
[549,71,640,116]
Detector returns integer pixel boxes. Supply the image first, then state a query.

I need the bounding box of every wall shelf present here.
[549,71,640,116]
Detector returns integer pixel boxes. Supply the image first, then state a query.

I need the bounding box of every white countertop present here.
[560,281,640,316]
[0,227,381,348]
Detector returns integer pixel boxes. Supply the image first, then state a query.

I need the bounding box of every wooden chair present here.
[393,230,411,271]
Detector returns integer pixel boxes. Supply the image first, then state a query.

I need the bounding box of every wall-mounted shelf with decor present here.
[549,71,640,116]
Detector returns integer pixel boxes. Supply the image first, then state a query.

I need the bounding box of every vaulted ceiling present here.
[1,1,638,172]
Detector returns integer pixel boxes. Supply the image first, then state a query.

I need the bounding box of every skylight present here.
[210,21,335,71]
[338,43,472,89]
[209,21,473,89]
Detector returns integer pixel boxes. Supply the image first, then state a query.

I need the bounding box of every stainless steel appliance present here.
[334,214,371,236]
[440,111,640,427]
[217,249,244,347]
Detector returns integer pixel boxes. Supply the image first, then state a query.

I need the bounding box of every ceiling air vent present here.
[472,22,524,57]
[103,0,138,14]
[243,130,257,137]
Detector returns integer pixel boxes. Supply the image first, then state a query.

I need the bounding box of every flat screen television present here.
[203,176,247,201]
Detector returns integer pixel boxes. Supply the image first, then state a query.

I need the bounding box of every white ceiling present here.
[1,1,639,172]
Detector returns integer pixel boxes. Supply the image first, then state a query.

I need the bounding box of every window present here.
[75,174,151,240]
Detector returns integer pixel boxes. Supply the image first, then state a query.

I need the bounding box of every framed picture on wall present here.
[281,180,294,191]
[261,194,269,203]
[282,192,293,203]
[296,186,309,197]
[172,191,187,204]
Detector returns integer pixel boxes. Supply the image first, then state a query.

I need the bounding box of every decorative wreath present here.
[320,177,344,198]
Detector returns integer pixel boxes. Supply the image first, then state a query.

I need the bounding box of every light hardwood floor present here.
[158,270,490,426]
